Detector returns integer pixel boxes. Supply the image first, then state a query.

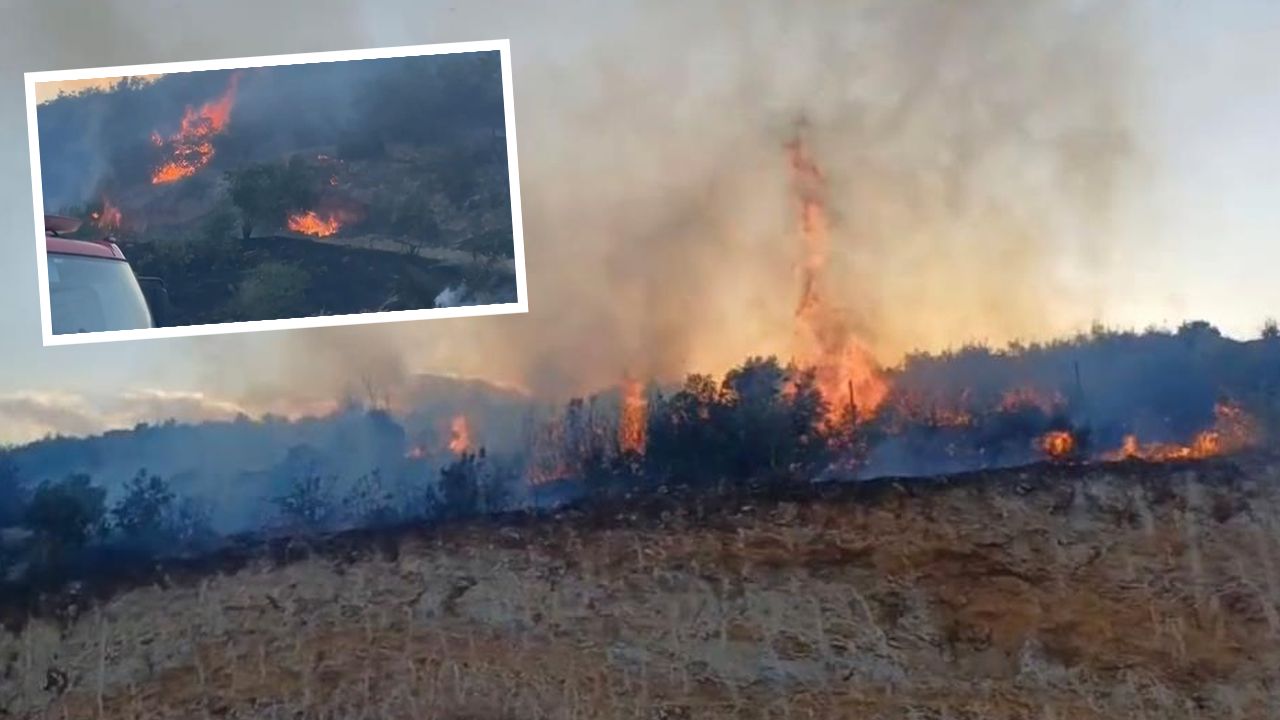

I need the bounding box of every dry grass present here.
[3,463,1280,718]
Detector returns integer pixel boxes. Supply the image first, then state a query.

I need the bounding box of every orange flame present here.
[1037,430,1076,460]
[1103,402,1259,462]
[1000,387,1065,414]
[785,130,889,423]
[617,378,648,455]
[150,72,241,185]
[95,197,122,230]
[447,415,471,455]
[287,210,342,237]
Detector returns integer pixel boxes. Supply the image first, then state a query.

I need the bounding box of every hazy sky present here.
[1,0,1278,444]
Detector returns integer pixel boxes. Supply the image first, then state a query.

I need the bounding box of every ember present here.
[94,197,122,230]
[150,72,242,185]
[447,415,471,455]
[1037,430,1075,460]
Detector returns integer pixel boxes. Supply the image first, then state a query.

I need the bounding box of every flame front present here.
[1104,402,1259,462]
[786,131,889,423]
[447,415,471,455]
[288,210,342,237]
[151,72,242,185]
[617,378,648,455]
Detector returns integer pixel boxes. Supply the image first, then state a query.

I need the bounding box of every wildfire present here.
[785,129,889,423]
[1104,402,1259,462]
[617,378,648,455]
[89,197,122,230]
[150,71,242,185]
[1037,430,1076,460]
[447,415,472,455]
[287,210,342,237]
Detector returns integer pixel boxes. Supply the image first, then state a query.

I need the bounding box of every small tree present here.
[1262,318,1279,341]
[110,470,176,550]
[233,261,312,321]
[225,161,317,239]
[23,474,106,568]
[273,474,337,533]
[343,470,398,528]
[0,451,26,528]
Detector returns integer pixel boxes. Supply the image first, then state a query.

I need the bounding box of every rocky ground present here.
[2,458,1279,719]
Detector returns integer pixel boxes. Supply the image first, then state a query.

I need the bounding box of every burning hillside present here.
[150,71,241,185]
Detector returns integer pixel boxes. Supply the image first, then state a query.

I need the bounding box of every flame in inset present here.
[617,377,648,455]
[785,130,889,423]
[94,197,122,230]
[447,415,471,455]
[287,210,342,237]
[150,72,242,185]
[1000,387,1065,414]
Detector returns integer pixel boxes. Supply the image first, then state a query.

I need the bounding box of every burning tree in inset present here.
[150,71,242,185]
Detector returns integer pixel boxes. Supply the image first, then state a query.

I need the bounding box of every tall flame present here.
[786,130,889,422]
[617,377,648,455]
[447,415,472,455]
[287,210,342,237]
[150,72,242,185]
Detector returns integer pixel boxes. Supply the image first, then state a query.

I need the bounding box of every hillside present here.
[2,458,1278,719]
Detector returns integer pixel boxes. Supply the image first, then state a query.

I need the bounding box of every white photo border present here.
[25,39,527,347]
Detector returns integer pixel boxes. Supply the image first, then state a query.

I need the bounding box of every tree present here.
[233,261,312,321]
[23,474,106,568]
[110,470,176,549]
[0,451,26,528]
[342,470,398,528]
[1262,318,1279,341]
[273,474,337,533]
[225,161,317,239]
[438,451,482,519]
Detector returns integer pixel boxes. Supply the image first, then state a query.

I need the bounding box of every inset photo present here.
[25,40,526,345]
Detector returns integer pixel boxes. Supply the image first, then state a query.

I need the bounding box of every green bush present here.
[233,261,312,321]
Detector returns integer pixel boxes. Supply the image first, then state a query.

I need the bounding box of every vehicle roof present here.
[46,235,126,260]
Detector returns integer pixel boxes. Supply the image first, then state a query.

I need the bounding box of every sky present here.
[0,0,1277,445]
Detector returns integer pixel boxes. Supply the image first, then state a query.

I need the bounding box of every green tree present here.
[23,474,106,567]
[233,261,312,321]
[110,470,176,548]
[273,474,337,533]
[0,450,26,528]
[225,161,317,239]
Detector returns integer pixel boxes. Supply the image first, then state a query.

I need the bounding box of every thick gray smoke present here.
[8,0,1147,420]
